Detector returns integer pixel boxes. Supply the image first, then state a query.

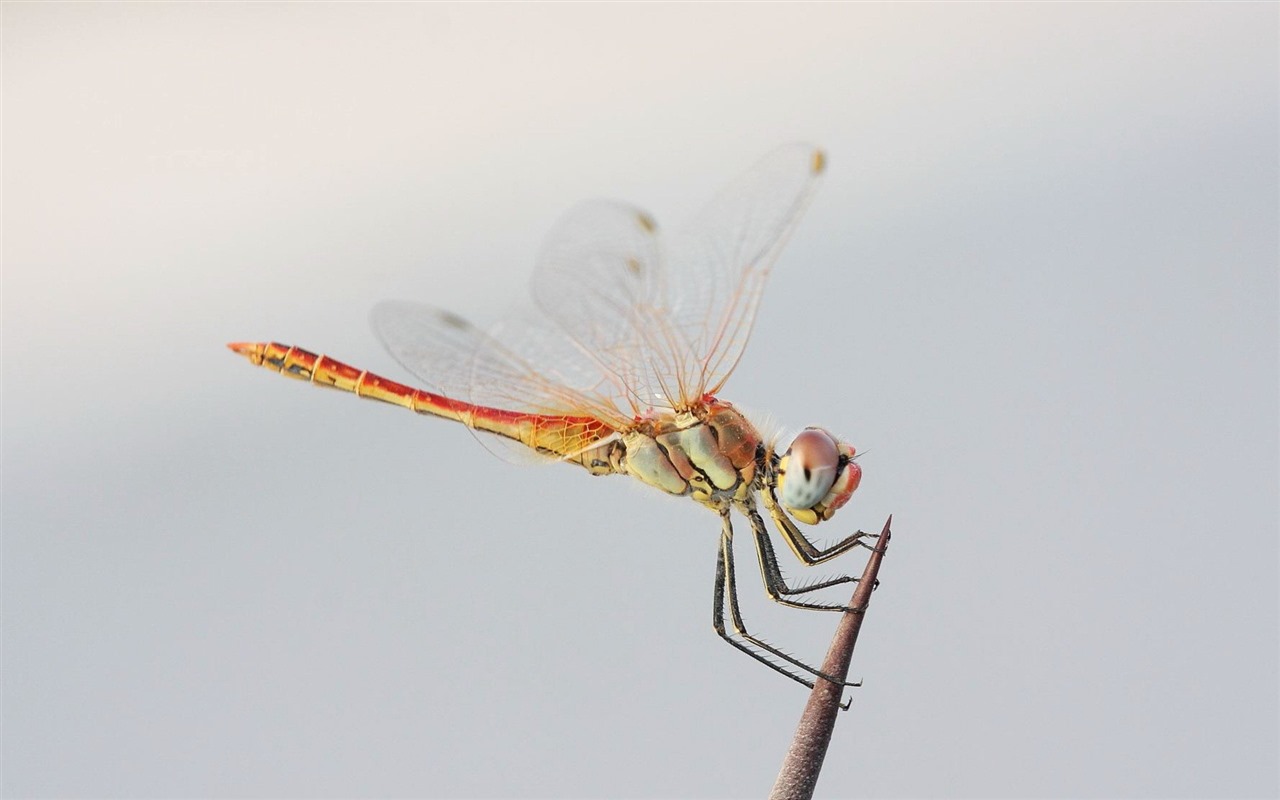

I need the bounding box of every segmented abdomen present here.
[228,342,617,466]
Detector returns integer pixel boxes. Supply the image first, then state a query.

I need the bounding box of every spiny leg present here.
[742,499,863,613]
[762,484,878,566]
[712,508,860,690]
[714,515,823,690]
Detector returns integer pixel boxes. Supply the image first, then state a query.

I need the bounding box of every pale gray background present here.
[3,3,1276,798]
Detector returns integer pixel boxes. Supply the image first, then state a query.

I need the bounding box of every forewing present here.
[665,144,826,397]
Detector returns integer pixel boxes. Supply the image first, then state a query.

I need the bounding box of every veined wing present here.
[532,144,826,412]
[370,301,631,462]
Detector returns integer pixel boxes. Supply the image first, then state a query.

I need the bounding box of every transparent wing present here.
[371,144,824,460]
[529,199,676,412]
[665,144,826,396]
[532,143,826,411]
[370,301,632,463]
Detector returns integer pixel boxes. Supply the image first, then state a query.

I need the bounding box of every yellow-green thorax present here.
[615,399,762,509]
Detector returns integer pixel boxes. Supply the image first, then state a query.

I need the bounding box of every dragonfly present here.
[229,144,875,693]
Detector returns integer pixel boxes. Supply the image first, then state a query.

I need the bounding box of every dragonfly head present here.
[775,427,861,525]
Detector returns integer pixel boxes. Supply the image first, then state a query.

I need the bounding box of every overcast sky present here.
[4,3,1277,797]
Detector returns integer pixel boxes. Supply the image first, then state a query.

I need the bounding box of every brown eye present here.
[779,428,840,509]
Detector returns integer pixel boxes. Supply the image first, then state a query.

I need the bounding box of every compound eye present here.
[779,428,840,510]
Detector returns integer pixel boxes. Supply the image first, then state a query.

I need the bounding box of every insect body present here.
[231,145,873,691]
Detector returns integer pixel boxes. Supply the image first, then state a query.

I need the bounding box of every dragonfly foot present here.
[833,604,869,615]
[836,683,865,711]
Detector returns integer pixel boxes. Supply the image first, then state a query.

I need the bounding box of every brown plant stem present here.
[768,515,892,800]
